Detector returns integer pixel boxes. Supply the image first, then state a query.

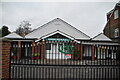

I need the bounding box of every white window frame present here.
[114,10,118,19]
[114,28,119,38]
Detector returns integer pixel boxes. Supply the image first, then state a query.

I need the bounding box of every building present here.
[3,18,118,62]
[103,2,120,43]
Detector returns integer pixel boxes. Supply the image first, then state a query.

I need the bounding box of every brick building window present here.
[114,10,118,19]
[114,28,119,38]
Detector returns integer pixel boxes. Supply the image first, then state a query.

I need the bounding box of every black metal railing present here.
[10,40,120,79]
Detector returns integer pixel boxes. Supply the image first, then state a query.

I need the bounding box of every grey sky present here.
[0,2,118,37]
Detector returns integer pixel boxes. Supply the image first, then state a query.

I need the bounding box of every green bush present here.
[74,49,80,57]
[32,53,40,56]
[32,53,35,57]
[37,53,40,56]
[13,48,17,56]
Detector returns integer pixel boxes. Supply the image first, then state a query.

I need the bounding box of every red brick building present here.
[103,2,120,43]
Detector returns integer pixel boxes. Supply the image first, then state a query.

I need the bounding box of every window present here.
[46,43,51,50]
[114,28,119,38]
[114,10,118,19]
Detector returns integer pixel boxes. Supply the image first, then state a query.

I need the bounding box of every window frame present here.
[114,28,119,38]
[114,10,119,19]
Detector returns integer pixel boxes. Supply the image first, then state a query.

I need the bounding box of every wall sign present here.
[58,45,74,54]
[45,38,70,41]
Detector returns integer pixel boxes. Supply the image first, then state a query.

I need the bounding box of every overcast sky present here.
[0,1,119,37]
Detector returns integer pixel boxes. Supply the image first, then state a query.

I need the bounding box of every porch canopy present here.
[81,33,118,45]
[3,32,35,41]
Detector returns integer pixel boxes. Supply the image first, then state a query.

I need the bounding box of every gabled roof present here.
[92,33,112,41]
[25,18,90,40]
[3,32,23,39]
[39,30,75,40]
[116,1,120,6]
[106,2,120,19]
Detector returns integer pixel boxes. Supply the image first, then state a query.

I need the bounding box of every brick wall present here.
[0,39,11,79]
[103,5,120,43]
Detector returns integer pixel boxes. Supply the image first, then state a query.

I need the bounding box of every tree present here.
[15,20,32,37]
[0,26,11,37]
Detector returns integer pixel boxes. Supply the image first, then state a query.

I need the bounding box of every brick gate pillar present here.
[0,39,11,79]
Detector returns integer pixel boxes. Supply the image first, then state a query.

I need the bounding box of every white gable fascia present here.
[25,18,90,40]
[35,30,81,43]
[92,33,112,41]
[40,30,75,40]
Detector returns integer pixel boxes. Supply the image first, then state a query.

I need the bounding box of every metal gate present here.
[10,40,120,79]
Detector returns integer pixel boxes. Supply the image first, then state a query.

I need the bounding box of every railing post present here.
[37,42,40,55]
[32,41,35,54]
[17,41,21,59]
[92,44,95,61]
[41,40,45,61]
[71,40,74,59]
[80,43,83,61]
[31,41,35,60]
[117,45,120,65]
[77,43,81,60]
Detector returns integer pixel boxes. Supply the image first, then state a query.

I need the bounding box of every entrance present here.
[46,43,68,59]
[45,38,71,59]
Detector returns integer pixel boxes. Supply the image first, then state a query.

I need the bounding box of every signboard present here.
[45,38,70,41]
[65,54,71,59]
[58,45,73,54]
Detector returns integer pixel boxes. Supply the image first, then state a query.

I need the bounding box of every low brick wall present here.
[0,39,11,79]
